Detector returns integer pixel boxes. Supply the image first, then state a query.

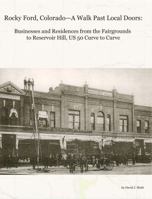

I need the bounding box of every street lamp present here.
[24,78,40,168]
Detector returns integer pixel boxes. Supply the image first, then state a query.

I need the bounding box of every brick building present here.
[0,81,152,162]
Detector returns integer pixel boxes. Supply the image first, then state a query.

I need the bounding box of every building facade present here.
[0,81,152,161]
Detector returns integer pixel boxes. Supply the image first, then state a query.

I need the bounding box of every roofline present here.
[0,81,25,95]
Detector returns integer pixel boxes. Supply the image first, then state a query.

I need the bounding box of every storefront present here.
[40,140,61,157]
[66,140,100,156]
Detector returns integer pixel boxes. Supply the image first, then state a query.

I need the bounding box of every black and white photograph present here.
[0,68,152,175]
[1,0,152,198]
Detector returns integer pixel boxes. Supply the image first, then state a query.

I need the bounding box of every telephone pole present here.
[24,78,40,168]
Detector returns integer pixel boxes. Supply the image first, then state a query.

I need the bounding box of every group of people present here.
[67,153,89,173]
[0,150,141,171]
[41,153,113,173]
[0,154,19,168]
[30,153,90,173]
[112,152,136,166]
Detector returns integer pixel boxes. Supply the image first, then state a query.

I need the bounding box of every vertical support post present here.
[31,80,40,168]
[0,134,2,149]
[25,77,40,169]
[16,136,19,157]
[84,83,88,131]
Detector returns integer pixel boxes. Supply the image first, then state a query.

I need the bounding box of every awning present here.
[103,137,112,145]
[112,137,134,142]
[144,138,152,143]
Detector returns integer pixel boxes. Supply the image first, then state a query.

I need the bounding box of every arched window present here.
[106,114,111,131]
[90,113,95,131]
[97,111,105,131]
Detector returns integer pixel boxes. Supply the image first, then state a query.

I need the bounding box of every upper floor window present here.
[38,111,48,127]
[144,120,149,133]
[106,114,111,131]
[50,112,55,128]
[119,115,128,132]
[90,113,95,131]
[68,110,80,130]
[1,107,8,125]
[136,120,141,133]
[97,111,105,131]
[9,107,19,125]
[0,100,19,125]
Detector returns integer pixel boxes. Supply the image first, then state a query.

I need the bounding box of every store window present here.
[90,113,95,131]
[136,120,141,133]
[119,115,128,132]
[145,120,149,133]
[38,111,48,127]
[106,114,111,131]
[97,111,105,131]
[68,110,80,130]
[50,112,55,128]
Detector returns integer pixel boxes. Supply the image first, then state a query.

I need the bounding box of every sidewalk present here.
[0,162,152,175]
[0,165,67,175]
[127,162,152,167]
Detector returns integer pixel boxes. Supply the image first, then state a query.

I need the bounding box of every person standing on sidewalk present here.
[30,154,37,169]
[69,153,76,173]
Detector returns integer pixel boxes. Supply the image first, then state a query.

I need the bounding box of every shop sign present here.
[0,93,20,100]
[38,111,48,119]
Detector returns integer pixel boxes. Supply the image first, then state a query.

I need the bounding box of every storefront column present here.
[60,136,67,150]
[98,139,103,150]
[0,134,2,149]
[16,136,19,151]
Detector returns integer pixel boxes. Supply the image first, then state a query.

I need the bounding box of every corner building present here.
[0,81,152,161]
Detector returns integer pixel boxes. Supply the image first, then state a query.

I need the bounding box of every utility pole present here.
[24,78,40,168]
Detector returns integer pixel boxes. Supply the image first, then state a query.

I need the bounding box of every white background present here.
[0,0,152,199]
[0,0,152,67]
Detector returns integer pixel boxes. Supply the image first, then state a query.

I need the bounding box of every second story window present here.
[145,120,149,133]
[97,111,105,131]
[106,114,111,131]
[119,115,128,132]
[90,113,95,131]
[68,110,80,130]
[38,111,48,127]
[50,112,55,128]
[0,100,19,126]
[136,120,141,133]
[9,107,19,125]
[1,106,8,125]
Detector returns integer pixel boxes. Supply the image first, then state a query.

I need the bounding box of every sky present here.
[0,68,152,106]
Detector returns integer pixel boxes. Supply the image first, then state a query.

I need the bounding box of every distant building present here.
[0,81,152,160]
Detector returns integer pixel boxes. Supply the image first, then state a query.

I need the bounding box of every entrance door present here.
[48,140,61,156]
[135,139,144,156]
[2,134,16,157]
